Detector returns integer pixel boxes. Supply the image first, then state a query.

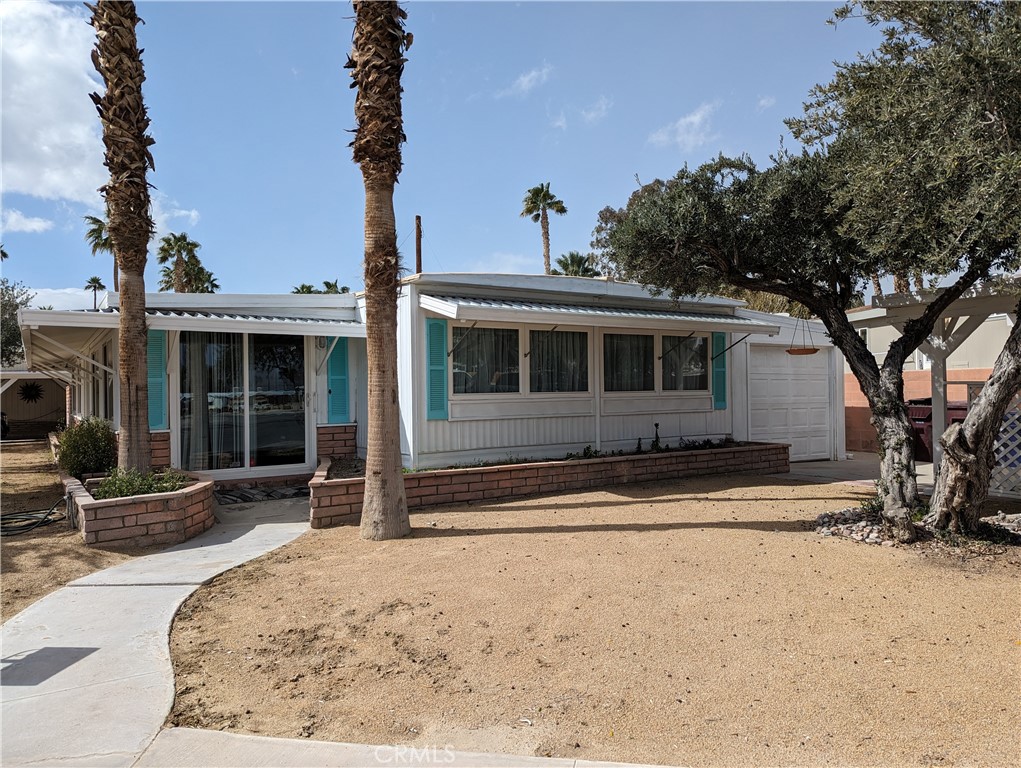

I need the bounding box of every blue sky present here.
[1,1,884,309]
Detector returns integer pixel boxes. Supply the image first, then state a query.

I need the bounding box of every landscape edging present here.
[308,442,790,529]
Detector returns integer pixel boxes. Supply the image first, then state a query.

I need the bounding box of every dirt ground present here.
[168,474,1021,768]
[0,440,155,623]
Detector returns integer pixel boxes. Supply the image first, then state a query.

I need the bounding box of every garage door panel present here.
[749,345,833,461]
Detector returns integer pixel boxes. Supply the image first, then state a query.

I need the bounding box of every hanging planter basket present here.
[786,316,820,356]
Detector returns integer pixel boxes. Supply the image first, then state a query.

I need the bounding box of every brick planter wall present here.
[309,442,790,529]
[151,431,170,469]
[62,474,215,547]
[316,424,357,459]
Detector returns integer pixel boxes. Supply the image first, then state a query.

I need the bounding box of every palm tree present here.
[292,283,317,294]
[551,250,600,277]
[1,245,8,261]
[89,0,156,472]
[348,0,411,540]
[158,251,218,293]
[83,214,118,291]
[84,276,106,309]
[156,232,200,293]
[520,182,567,275]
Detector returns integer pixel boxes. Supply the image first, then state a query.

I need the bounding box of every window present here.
[529,330,588,393]
[662,335,709,391]
[603,333,654,391]
[452,327,519,394]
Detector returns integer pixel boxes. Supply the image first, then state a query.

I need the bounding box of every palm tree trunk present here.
[113,261,120,293]
[360,183,409,540]
[174,256,185,293]
[89,0,155,472]
[350,0,411,540]
[117,267,151,470]
[541,207,551,275]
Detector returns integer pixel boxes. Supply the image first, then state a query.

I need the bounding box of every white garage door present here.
[748,345,832,461]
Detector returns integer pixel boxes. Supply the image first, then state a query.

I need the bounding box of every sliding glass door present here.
[248,334,306,468]
[179,331,307,472]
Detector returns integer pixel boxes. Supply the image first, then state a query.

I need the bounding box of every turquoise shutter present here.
[146,330,168,429]
[327,338,350,424]
[712,332,727,411]
[425,318,448,420]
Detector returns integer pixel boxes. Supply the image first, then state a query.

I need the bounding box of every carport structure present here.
[848,279,1021,497]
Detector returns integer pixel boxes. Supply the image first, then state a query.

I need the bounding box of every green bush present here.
[93,468,189,500]
[57,417,117,480]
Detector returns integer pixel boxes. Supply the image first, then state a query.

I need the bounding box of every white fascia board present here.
[19,308,118,330]
[108,292,358,311]
[405,272,744,310]
[421,296,777,335]
[144,315,367,338]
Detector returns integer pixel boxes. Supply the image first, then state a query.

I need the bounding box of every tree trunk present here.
[113,261,120,293]
[89,0,155,474]
[541,208,551,275]
[872,406,919,541]
[817,303,922,541]
[174,256,185,293]
[926,301,1021,533]
[117,267,151,471]
[360,177,410,541]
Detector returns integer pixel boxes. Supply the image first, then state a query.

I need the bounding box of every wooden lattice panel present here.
[991,392,1021,499]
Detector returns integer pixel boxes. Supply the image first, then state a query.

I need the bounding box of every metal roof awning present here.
[19,307,365,336]
[17,307,366,373]
[419,295,780,335]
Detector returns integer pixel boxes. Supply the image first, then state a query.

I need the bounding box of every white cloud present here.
[151,193,201,239]
[1,1,105,206]
[551,110,567,131]
[581,95,612,125]
[756,95,777,112]
[29,287,93,311]
[1,209,54,234]
[648,102,721,152]
[497,63,553,98]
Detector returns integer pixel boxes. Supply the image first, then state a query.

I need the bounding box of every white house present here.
[17,273,846,481]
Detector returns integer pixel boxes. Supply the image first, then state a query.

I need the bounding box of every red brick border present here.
[309,442,790,529]
[62,473,215,547]
[316,424,357,459]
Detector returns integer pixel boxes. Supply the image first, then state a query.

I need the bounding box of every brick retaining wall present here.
[63,474,215,547]
[309,442,790,529]
[151,431,170,469]
[316,423,357,459]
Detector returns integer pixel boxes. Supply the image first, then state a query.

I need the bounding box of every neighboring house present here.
[17,273,847,482]
[844,310,1014,453]
[1,369,69,439]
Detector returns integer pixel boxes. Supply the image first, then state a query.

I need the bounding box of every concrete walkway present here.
[1,497,661,768]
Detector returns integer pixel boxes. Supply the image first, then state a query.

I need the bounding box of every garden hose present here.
[0,497,67,536]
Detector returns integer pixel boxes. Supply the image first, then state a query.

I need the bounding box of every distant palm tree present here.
[85,276,106,309]
[551,251,600,277]
[156,232,200,293]
[1,245,8,260]
[323,279,352,294]
[83,214,118,291]
[292,283,317,294]
[349,0,411,540]
[158,252,218,293]
[521,182,567,275]
[89,0,156,471]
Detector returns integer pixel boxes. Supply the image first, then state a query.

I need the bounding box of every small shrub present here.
[93,468,189,500]
[859,491,885,519]
[58,417,117,480]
